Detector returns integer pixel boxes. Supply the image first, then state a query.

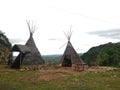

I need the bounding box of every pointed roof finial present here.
[64,25,73,41]
[26,20,38,36]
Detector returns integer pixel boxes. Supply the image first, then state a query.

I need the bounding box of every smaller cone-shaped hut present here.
[58,29,86,67]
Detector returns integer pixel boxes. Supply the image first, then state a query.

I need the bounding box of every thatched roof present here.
[23,33,45,65]
[25,33,39,53]
[12,44,30,53]
[59,41,85,67]
[58,29,86,67]
[11,33,45,68]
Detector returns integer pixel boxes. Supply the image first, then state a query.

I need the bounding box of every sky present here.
[0,0,120,55]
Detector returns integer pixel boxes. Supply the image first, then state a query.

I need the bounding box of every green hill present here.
[81,42,120,67]
[0,30,11,64]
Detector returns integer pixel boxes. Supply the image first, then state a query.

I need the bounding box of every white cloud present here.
[88,29,120,39]
[9,38,25,44]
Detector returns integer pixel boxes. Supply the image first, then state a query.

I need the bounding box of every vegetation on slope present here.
[81,42,120,67]
[0,30,11,64]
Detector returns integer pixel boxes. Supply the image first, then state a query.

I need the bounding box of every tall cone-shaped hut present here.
[11,21,44,68]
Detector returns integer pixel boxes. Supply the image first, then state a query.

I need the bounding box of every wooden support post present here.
[20,52,22,69]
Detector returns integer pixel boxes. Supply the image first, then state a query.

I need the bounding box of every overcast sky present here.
[0,0,120,55]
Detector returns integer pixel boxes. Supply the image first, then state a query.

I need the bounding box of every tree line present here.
[81,42,120,67]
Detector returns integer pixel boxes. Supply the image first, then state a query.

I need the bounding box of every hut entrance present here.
[13,52,19,60]
[12,51,24,68]
[62,55,72,67]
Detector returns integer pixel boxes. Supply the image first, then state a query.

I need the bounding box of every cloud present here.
[87,29,120,39]
[48,38,64,41]
[9,38,25,43]
[48,38,58,41]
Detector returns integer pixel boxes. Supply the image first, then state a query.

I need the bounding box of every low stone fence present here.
[20,65,45,71]
[20,65,61,71]
[73,64,88,72]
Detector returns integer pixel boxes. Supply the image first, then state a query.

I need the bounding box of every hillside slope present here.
[81,42,120,67]
[0,30,11,64]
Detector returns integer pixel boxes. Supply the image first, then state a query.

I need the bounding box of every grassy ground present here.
[0,65,120,90]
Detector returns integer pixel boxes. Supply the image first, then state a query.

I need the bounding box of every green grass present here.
[0,65,120,90]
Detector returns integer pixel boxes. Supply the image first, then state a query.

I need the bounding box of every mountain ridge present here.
[81,42,120,67]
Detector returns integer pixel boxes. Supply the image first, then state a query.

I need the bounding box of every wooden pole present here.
[20,52,22,69]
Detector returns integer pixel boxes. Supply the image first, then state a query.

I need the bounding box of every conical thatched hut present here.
[11,21,45,68]
[58,30,86,67]
[23,31,45,65]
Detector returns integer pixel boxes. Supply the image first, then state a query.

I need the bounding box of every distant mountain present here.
[42,54,61,64]
[42,53,83,63]
[81,42,120,67]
